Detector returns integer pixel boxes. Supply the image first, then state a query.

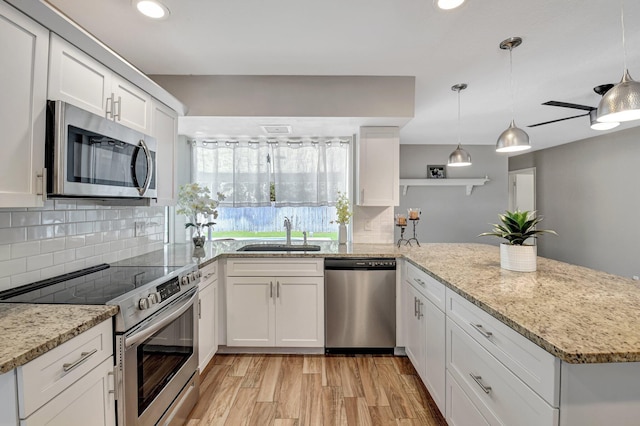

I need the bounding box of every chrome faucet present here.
[303,231,308,246]
[284,216,292,245]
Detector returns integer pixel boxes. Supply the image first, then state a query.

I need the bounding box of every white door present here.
[48,34,112,118]
[357,127,399,206]
[404,283,425,378]
[198,279,216,371]
[226,276,275,346]
[446,371,490,426]
[424,298,446,416]
[275,276,324,347]
[112,75,152,134]
[508,168,536,212]
[0,3,48,208]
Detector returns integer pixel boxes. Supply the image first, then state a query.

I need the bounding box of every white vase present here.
[338,224,347,245]
[500,243,537,272]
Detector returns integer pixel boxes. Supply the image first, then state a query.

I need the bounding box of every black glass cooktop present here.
[0,263,183,305]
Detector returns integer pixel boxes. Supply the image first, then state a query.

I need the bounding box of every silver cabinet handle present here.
[470,373,492,394]
[105,95,113,119]
[270,281,273,298]
[361,188,365,204]
[36,168,47,201]
[277,281,280,298]
[414,296,418,317]
[471,323,493,339]
[63,348,97,372]
[198,298,202,319]
[414,278,425,286]
[417,300,424,319]
[113,95,122,120]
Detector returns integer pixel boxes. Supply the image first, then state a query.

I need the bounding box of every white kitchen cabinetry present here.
[49,34,152,134]
[16,319,115,426]
[198,261,218,372]
[446,371,490,426]
[151,100,178,205]
[356,126,399,206]
[403,262,446,416]
[226,259,324,348]
[0,1,48,208]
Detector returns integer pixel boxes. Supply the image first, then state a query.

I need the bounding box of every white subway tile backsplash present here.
[0,201,165,287]
[27,253,54,271]
[0,227,27,244]
[41,237,65,253]
[41,211,66,224]
[11,241,41,259]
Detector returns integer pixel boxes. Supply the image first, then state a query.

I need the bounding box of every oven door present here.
[118,288,199,426]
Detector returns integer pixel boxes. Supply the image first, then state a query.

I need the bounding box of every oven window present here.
[137,305,194,415]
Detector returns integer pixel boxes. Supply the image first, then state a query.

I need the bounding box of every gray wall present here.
[398,145,508,244]
[509,126,640,278]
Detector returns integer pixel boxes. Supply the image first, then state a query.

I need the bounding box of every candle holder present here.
[396,210,421,247]
[406,217,421,247]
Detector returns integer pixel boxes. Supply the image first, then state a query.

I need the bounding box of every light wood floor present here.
[186,354,447,426]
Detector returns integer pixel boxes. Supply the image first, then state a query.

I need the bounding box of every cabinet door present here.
[22,357,115,426]
[48,34,112,118]
[151,101,177,205]
[404,284,426,379]
[0,2,47,207]
[357,127,399,206]
[226,276,275,346]
[275,276,324,347]
[198,279,217,371]
[112,74,152,134]
[424,298,446,416]
[446,371,490,426]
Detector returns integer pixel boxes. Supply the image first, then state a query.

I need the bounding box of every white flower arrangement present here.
[176,183,225,238]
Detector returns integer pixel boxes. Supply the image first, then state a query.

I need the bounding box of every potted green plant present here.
[479,210,557,272]
[331,191,352,244]
[176,183,225,248]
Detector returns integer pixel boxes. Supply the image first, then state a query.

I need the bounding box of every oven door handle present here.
[124,290,198,349]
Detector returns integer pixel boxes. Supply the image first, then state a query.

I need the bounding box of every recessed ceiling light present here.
[133,0,170,19]
[435,0,466,10]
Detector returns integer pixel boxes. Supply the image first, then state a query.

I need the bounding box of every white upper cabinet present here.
[0,1,48,208]
[49,34,152,134]
[356,126,399,206]
[151,100,178,205]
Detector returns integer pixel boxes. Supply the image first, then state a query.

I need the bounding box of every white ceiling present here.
[47,0,640,150]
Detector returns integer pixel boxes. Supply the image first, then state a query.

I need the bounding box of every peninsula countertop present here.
[0,304,118,373]
[117,241,640,364]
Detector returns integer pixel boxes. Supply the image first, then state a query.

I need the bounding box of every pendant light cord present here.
[621,0,627,70]
[509,46,515,119]
[457,88,462,146]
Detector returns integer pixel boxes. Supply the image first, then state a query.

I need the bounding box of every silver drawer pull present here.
[63,348,98,372]
[471,323,493,339]
[414,278,425,286]
[204,273,214,279]
[417,300,424,319]
[470,373,492,394]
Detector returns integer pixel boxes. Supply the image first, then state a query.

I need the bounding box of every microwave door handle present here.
[136,139,153,196]
[124,290,198,349]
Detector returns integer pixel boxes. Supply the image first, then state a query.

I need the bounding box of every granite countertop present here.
[119,240,640,364]
[0,304,118,373]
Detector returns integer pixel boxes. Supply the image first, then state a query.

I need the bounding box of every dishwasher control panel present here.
[325,258,396,270]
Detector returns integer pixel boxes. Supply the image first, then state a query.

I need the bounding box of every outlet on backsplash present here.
[135,221,146,237]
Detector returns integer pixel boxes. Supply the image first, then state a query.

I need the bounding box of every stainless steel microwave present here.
[46,100,157,199]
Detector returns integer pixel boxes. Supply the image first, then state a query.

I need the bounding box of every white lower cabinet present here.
[15,319,115,426]
[226,258,324,348]
[198,261,218,372]
[446,371,490,426]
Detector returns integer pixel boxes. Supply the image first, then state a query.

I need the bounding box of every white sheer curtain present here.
[193,141,271,207]
[192,139,349,207]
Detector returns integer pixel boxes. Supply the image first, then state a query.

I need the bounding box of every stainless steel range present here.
[0,262,201,426]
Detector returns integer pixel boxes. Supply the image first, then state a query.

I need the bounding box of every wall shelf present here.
[400,177,490,196]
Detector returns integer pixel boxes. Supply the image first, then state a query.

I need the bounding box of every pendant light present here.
[448,84,472,167]
[496,37,531,153]
[597,0,640,123]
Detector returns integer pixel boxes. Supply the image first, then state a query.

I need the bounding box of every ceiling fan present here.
[528,84,615,128]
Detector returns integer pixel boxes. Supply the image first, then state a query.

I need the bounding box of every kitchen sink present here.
[237,243,321,252]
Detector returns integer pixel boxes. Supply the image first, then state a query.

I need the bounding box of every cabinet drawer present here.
[17,319,113,418]
[227,258,324,277]
[199,260,218,289]
[446,371,490,426]
[406,262,445,311]
[447,318,558,426]
[446,289,559,406]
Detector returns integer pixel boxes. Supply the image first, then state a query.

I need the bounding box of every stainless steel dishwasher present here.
[325,258,396,353]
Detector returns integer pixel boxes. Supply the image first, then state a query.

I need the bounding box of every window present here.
[192,138,350,240]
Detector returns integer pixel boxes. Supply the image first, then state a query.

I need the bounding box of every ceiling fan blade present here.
[527,113,590,128]
[542,101,595,111]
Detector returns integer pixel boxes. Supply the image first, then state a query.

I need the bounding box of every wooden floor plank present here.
[248,402,277,426]
[257,356,283,402]
[303,355,323,374]
[214,354,236,365]
[224,387,259,426]
[344,397,373,426]
[324,356,342,387]
[200,375,242,424]
[321,386,348,426]
[339,357,364,398]
[230,354,253,377]
[356,357,390,407]
[274,356,304,419]
[377,364,416,419]
[274,420,299,426]
[241,355,268,388]
[368,406,397,426]
[299,373,322,426]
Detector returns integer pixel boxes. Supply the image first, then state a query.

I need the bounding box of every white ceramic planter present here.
[338,224,347,245]
[500,243,537,272]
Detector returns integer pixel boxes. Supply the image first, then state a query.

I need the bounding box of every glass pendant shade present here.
[436,0,465,10]
[496,120,531,153]
[589,110,620,130]
[596,70,640,122]
[448,145,472,166]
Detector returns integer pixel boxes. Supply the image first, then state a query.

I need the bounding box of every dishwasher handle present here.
[324,258,396,270]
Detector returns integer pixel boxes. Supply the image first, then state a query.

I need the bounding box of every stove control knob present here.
[148,293,159,305]
[194,270,201,279]
[138,297,150,310]
[181,276,190,286]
